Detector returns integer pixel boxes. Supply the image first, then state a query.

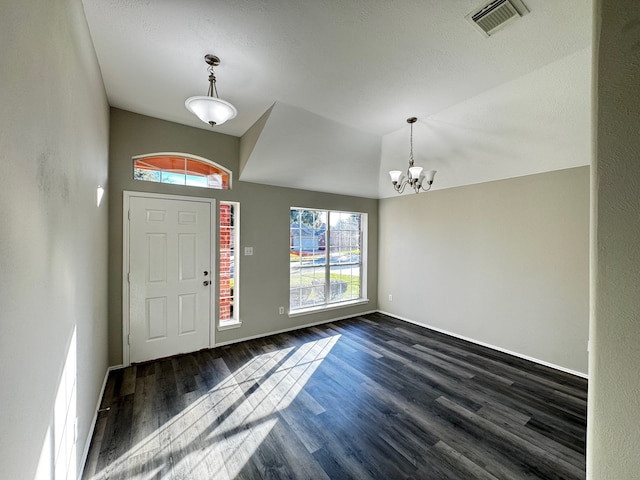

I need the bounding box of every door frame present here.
[122,191,217,366]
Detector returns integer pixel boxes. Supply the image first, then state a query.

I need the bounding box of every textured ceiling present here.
[82,0,593,198]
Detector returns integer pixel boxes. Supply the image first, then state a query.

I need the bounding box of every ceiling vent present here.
[465,0,529,37]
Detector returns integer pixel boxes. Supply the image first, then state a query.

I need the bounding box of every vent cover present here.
[465,0,529,37]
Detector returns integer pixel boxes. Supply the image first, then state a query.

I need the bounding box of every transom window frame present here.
[289,207,368,316]
[132,152,232,190]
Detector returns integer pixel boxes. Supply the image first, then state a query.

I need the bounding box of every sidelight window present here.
[219,202,239,326]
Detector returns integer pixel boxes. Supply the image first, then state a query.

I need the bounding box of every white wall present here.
[588,0,640,477]
[379,167,590,374]
[0,0,109,478]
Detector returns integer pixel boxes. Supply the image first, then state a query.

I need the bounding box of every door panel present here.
[147,234,167,282]
[178,293,197,334]
[146,297,167,339]
[128,196,213,363]
[179,234,197,280]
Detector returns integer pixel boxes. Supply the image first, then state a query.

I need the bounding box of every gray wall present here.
[588,0,640,476]
[0,0,110,478]
[108,108,379,365]
[379,167,590,374]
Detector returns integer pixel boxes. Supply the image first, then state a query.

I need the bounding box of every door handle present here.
[203,281,210,286]
[203,271,209,276]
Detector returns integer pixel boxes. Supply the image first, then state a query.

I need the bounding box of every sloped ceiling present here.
[239,103,382,197]
[82,0,593,198]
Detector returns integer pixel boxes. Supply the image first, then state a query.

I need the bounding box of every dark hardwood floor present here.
[82,313,587,479]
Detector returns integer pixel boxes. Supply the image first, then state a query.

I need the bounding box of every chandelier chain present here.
[409,121,414,167]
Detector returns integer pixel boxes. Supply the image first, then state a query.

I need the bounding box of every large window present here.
[219,202,239,325]
[290,208,366,312]
[133,153,231,190]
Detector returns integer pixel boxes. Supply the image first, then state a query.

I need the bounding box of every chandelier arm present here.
[420,182,433,192]
[394,180,407,193]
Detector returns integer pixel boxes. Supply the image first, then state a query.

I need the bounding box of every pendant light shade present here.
[389,170,404,183]
[185,96,237,126]
[409,166,423,180]
[185,54,237,127]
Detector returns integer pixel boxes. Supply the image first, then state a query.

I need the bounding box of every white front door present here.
[127,194,214,364]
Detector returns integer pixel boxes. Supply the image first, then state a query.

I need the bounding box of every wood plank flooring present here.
[82,313,587,479]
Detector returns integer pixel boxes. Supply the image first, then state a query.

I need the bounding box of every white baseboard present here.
[377,310,588,379]
[214,309,378,348]
[78,365,121,480]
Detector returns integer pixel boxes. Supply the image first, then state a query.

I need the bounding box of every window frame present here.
[219,201,241,329]
[132,152,232,190]
[289,207,368,315]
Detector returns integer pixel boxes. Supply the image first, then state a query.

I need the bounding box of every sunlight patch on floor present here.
[89,334,340,479]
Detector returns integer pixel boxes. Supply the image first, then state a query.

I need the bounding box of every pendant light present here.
[185,54,237,126]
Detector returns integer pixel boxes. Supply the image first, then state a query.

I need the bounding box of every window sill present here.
[288,298,369,318]
[217,320,242,331]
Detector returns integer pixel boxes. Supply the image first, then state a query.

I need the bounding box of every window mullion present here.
[325,214,331,303]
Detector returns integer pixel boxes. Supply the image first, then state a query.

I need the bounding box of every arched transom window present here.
[133,153,231,190]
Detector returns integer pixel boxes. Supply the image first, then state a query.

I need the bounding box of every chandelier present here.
[185,54,237,127]
[389,117,437,193]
